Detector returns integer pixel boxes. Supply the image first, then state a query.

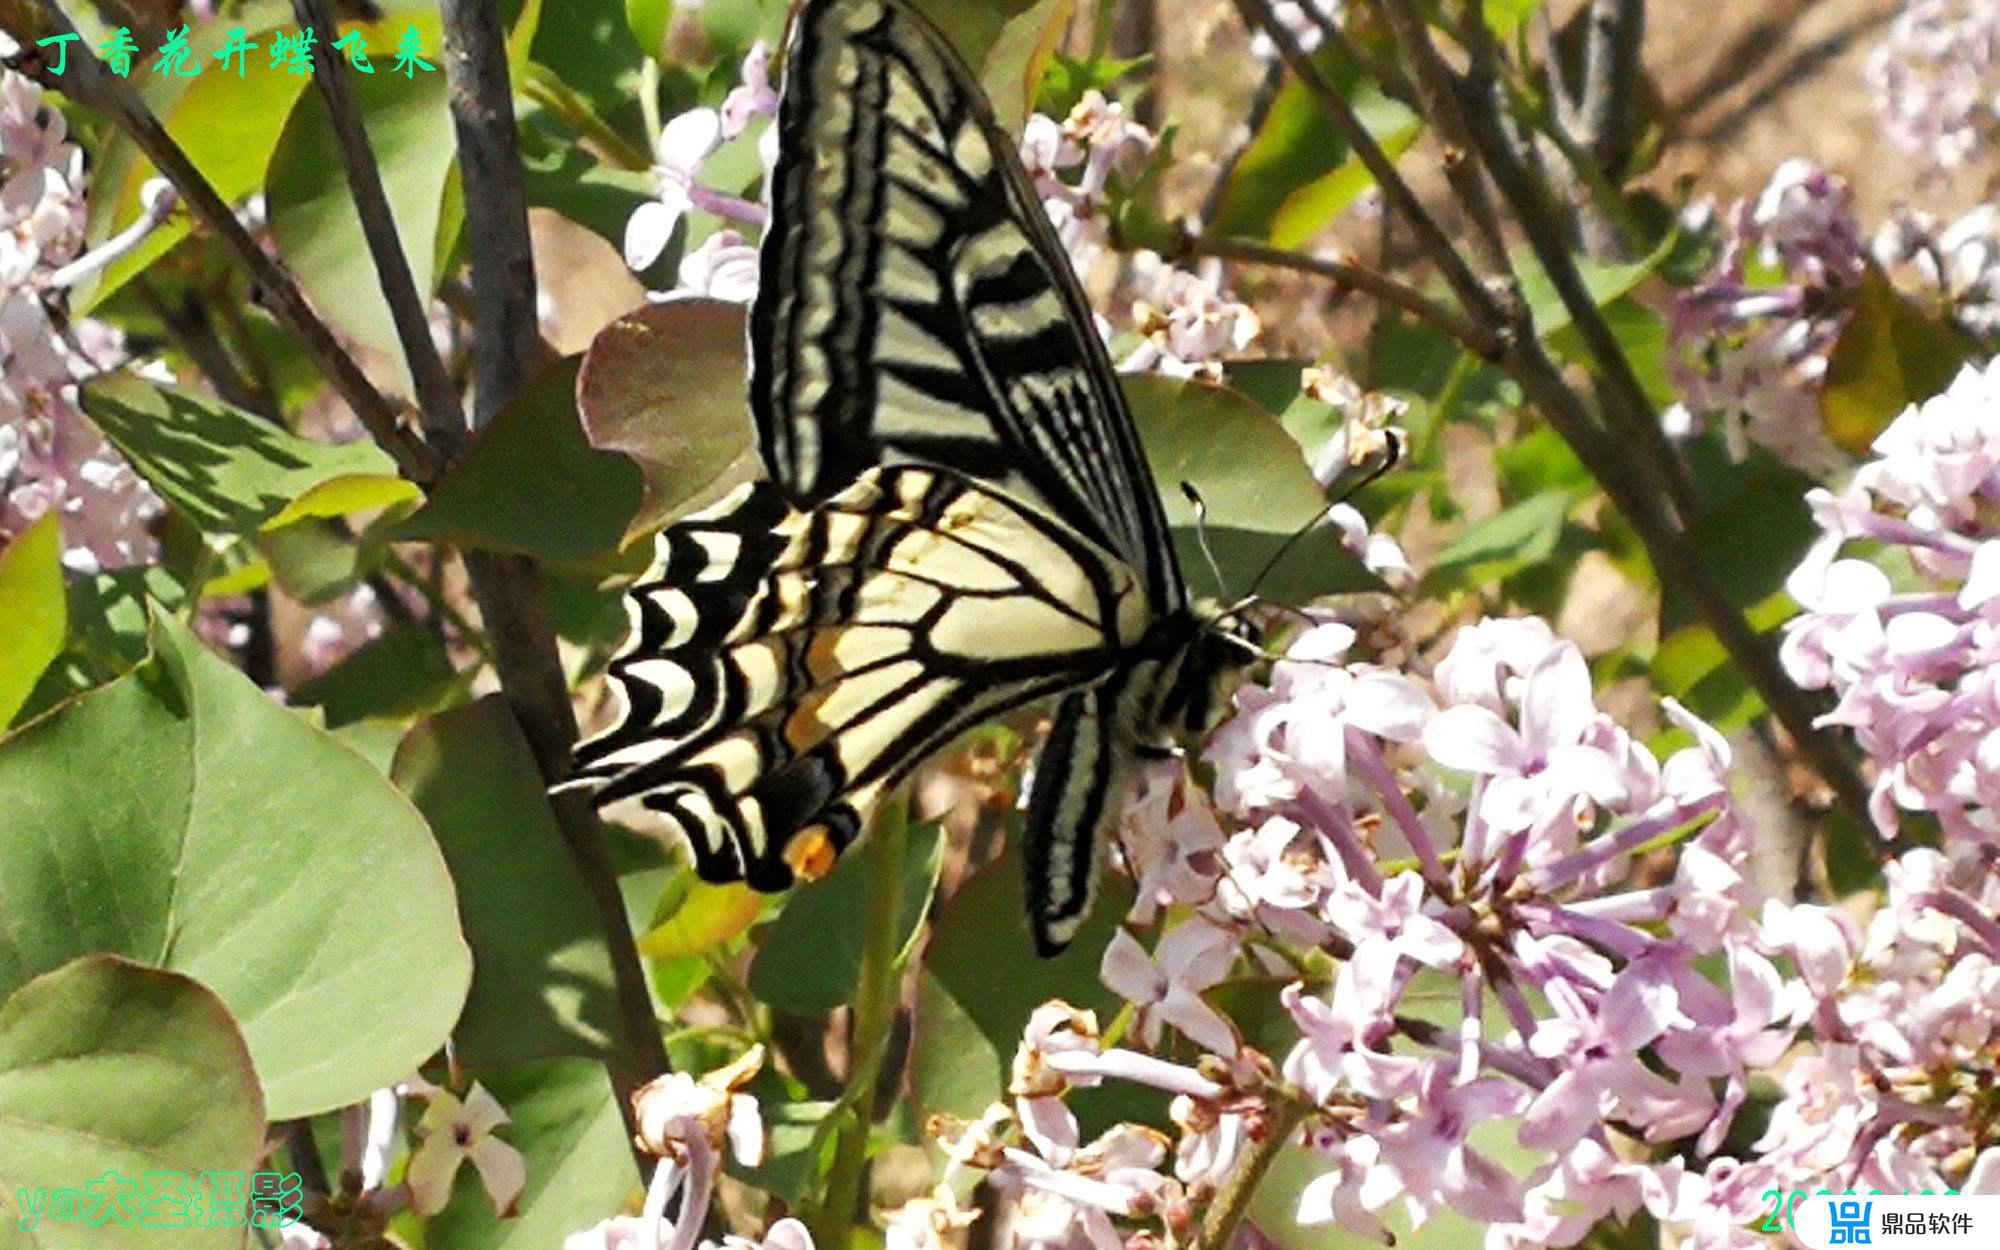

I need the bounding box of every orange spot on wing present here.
[785,827,839,881]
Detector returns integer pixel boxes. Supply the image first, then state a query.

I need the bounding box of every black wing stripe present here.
[1023,676,1132,955]
[749,0,1186,613]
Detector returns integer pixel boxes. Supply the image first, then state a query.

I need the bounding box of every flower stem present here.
[808,794,912,1250]
[1195,1095,1309,1250]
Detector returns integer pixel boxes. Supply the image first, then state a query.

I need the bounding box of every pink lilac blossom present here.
[931,608,1999,1248]
[937,614,1878,1247]
[0,69,160,571]
[1664,160,1866,474]
[1864,0,2000,172]
[1779,356,2000,842]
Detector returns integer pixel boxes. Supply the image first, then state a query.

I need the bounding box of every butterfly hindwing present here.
[751,0,1186,615]
[572,464,1151,891]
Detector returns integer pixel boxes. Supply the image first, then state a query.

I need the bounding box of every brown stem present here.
[292,0,467,459]
[1577,0,1646,174]
[1193,1096,1309,1250]
[16,0,435,482]
[1185,233,1506,359]
[1229,0,1495,326]
[435,0,674,1136]
[1446,4,1702,528]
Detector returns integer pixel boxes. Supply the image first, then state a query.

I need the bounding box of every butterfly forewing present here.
[751,0,1186,615]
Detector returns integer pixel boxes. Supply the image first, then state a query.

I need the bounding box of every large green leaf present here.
[265,14,456,391]
[426,1060,639,1250]
[391,699,619,1068]
[1126,374,1378,604]
[912,844,1133,1120]
[0,956,264,1250]
[576,300,760,542]
[397,358,643,563]
[0,517,64,727]
[746,822,946,1015]
[0,611,470,1118]
[79,374,416,538]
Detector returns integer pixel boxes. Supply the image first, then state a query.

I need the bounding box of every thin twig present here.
[1193,1096,1310,1250]
[1447,5,1703,527]
[1186,233,1506,358]
[439,0,544,428]
[436,0,675,1139]
[1362,0,1518,303]
[1442,3,1872,828]
[293,0,467,459]
[1577,0,1646,174]
[1229,0,1495,327]
[16,0,435,482]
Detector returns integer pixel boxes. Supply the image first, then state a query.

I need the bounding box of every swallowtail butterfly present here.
[566,0,1259,953]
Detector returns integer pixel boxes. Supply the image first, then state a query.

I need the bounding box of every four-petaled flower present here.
[404,1082,527,1217]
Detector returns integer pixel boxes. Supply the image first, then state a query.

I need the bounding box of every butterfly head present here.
[1154,601,1264,739]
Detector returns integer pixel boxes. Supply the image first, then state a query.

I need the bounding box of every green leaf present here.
[735,1099,838,1206]
[291,623,461,728]
[1519,233,1674,339]
[0,516,65,728]
[266,15,456,391]
[426,1060,640,1250]
[391,699,619,1068]
[77,5,306,313]
[577,300,760,542]
[1126,374,1379,604]
[912,844,1133,1120]
[0,610,470,1118]
[1211,50,1418,244]
[747,822,946,1015]
[1650,591,1796,732]
[1270,108,1419,250]
[1427,491,1573,589]
[397,357,643,563]
[0,956,264,1250]
[1821,264,1972,455]
[79,373,413,537]
[1483,0,1545,36]
[627,0,675,55]
[638,880,764,959]
[1035,51,1150,118]
[1668,442,1817,631]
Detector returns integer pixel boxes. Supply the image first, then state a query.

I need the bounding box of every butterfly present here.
[565,0,1260,954]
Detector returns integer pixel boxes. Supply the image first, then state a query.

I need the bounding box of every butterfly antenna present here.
[1180,481,1232,600]
[1242,428,1405,600]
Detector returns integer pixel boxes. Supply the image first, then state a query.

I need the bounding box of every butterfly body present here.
[570,0,1257,952]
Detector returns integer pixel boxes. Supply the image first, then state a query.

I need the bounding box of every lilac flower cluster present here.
[1864,0,2000,173]
[1781,356,2000,843]
[0,69,160,572]
[1664,160,1866,474]
[908,609,1997,1248]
